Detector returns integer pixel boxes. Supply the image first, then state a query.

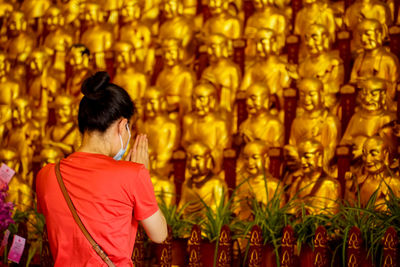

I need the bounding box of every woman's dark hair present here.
[78,71,135,133]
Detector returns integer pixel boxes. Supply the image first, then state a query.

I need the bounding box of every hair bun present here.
[81,71,110,100]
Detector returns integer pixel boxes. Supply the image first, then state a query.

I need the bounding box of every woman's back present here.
[36,152,158,267]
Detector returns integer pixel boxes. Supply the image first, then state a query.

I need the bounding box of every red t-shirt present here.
[36,152,159,267]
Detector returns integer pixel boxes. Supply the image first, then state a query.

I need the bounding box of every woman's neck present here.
[77,131,113,157]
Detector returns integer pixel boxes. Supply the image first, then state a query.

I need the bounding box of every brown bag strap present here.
[55,161,116,267]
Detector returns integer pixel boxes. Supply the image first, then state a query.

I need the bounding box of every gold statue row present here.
[1,0,400,220]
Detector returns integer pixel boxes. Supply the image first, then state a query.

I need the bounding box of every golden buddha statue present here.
[0,1,13,45]
[0,52,21,140]
[66,44,92,99]
[288,139,341,215]
[39,146,64,168]
[344,0,392,52]
[182,83,231,173]
[141,0,162,35]
[150,171,176,208]
[298,24,344,110]
[294,0,336,60]
[345,136,400,209]
[159,0,195,63]
[239,82,284,147]
[80,2,113,70]
[350,19,399,111]
[5,11,35,81]
[244,0,289,59]
[137,87,180,177]
[27,48,61,107]
[56,0,81,30]
[341,77,396,158]
[3,97,39,178]
[235,141,285,220]
[156,38,196,116]
[178,142,228,217]
[119,0,154,75]
[43,6,74,84]
[202,0,243,41]
[201,33,241,113]
[240,28,291,108]
[21,0,51,34]
[1,147,33,212]
[43,95,81,156]
[113,41,148,114]
[289,78,341,171]
[101,0,122,25]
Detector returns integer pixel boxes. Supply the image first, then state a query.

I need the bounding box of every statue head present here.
[28,48,50,76]
[162,0,183,19]
[256,28,279,57]
[0,147,19,173]
[54,95,74,124]
[143,87,167,118]
[357,18,383,51]
[0,52,10,78]
[193,82,217,117]
[304,24,330,55]
[298,78,324,112]
[161,38,183,67]
[121,0,142,23]
[242,140,269,176]
[303,0,318,5]
[246,82,269,115]
[45,6,64,31]
[362,136,388,174]
[12,97,31,127]
[83,2,102,26]
[186,141,213,180]
[113,41,135,69]
[40,146,64,168]
[69,44,90,69]
[209,0,228,15]
[207,33,229,62]
[298,139,324,175]
[253,0,270,10]
[359,77,386,112]
[8,11,27,36]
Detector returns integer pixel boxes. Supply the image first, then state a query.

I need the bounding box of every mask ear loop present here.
[125,123,131,150]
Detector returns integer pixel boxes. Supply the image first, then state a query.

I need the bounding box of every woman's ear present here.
[117,118,128,135]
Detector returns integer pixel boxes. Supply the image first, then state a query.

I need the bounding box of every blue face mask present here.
[113,123,131,160]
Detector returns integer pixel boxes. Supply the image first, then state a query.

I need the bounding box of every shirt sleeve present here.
[131,165,159,221]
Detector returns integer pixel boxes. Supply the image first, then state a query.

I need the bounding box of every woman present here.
[36,72,167,266]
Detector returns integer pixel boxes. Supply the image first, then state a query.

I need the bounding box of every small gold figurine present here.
[298,24,344,111]
[235,141,285,220]
[202,0,243,41]
[344,0,392,52]
[201,33,241,113]
[113,41,148,114]
[159,0,195,64]
[137,87,180,177]
[5,11,36,81]
[43,95,81,155]
[239,82,284,147]
[341,77,396,158]
[43,6,74,84]
[289,78,341,171]
[80,2,114,70]
[178,142,228,216]
[66,44,92,99]
[345,136,400,210]
[288,139,341,215]
[39,146,64,168]
[244,0,289,59]
[182,82,231,173]
[240,28,291,108]
[350,18,399,111]
[294,0,336,60]
[2,147,33,212]
[156,38,196,116]
[0,52,21,140]
[119,0,154,75]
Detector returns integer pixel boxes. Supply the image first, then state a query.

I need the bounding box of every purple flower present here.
[0,184,14,232]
